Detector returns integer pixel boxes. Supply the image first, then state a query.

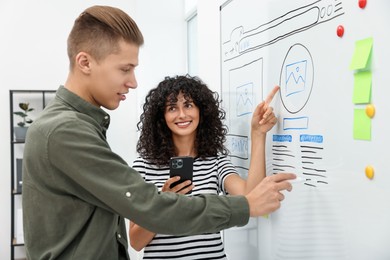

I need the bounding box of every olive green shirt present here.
[22,86,249,260]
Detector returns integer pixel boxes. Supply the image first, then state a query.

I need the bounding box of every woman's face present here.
[164,92,200,139]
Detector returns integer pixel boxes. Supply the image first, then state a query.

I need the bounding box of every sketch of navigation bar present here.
[222,0,344,61]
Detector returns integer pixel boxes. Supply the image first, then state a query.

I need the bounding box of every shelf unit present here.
[9,90,56,260]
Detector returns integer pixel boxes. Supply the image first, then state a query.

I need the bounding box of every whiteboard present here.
[220,0,390,259]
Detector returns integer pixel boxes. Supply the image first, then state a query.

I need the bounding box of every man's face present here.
[87,40,139,110]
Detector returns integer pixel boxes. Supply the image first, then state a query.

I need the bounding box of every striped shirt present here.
[132,156,238,260]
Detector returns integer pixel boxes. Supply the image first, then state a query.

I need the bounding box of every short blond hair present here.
[67,5,144,68]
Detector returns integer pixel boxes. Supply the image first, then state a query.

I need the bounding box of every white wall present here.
[110,0,187,166]
[196,0,222,92]
[0,0,186,259]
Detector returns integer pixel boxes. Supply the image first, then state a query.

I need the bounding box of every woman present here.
[130,75,279,259]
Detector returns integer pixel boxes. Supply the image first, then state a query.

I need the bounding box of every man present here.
[22,5,295,259]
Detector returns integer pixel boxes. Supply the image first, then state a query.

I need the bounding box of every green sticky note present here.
[353,109,371,140]
[349,37,373,70]
[353,71,372,104]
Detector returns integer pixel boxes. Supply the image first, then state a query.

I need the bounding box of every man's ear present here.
[75,52,92,74]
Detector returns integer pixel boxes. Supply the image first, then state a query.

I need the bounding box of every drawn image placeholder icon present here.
[236,82,253,117]
[286,60,307,97]
[279,43,314,114]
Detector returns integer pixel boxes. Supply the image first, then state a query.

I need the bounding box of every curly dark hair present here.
[136,74,229,166]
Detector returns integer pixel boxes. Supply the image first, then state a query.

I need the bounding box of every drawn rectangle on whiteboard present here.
[236,82,253,116]
[225,134,248,159]
[229,58,263,121]
[286,60,307,96]
[283,116,309,130]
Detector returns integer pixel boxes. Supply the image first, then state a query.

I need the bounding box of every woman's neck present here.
[173,135,197,157]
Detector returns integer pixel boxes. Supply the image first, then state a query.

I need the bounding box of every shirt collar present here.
[56,86,111,132]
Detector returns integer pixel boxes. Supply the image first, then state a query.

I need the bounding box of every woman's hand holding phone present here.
[167,156,194,194]
[162,177,194,194]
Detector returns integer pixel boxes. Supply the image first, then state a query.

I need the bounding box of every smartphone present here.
[169,156,193,194]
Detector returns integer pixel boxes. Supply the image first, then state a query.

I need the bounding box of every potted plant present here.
[13,102,34,141]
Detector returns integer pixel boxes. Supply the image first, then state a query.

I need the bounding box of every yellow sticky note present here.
[349,37,373,70]
[353,109,371,140]
[353,71,372,104]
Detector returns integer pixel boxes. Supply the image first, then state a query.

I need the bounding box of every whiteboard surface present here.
[220,0,390,259]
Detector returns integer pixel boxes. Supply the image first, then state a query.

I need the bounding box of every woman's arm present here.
[129,177,194,251]
[129,221,156,251]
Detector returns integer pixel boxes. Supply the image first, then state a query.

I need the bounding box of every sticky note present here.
[353,109,371,140]
[349,37,373,70]
[353,71,372,104]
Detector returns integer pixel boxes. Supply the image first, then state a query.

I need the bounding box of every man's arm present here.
[48,117,250,235]
[48,116,295,236]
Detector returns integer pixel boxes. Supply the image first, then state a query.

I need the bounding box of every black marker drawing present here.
[222,0,344,62]
[279,43,314,115]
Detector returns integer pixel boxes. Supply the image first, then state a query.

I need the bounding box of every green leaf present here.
[13,111,27,117]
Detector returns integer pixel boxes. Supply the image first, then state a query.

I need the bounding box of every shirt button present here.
[104,115,109,120]
[125,192,131,197]
[118,234,121,239]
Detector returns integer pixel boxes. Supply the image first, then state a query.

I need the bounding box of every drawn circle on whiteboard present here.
[279,43,314,114]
